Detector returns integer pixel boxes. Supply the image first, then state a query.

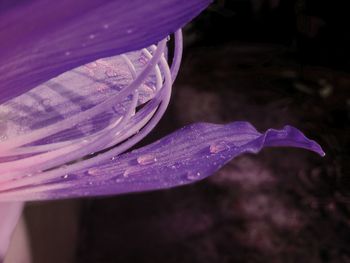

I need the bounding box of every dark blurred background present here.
[24,0,350,262]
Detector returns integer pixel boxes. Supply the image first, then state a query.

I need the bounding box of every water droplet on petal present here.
[105,69,117,77]
[97,84,108,93]
[62,174,69,179]
[209,141,229,154]
[186,171,201,181]
[41,98,51,106]
[276,130,288,138]
[87,168,99,176]
[137,154,157,165]
[123,169,131,177]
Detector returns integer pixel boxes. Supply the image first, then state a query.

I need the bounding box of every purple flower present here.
[0,0,324,260]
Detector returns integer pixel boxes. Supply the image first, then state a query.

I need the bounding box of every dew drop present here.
[87,168,99,176]
[62,174,69,179]
[186,171,201,181]
[123,169,131,177]
[276,130,288,139]
[137,154,157,165]
[97,84,108,93]
[209,141,229,154]
[41,98,51,106]
[105,69,117,77]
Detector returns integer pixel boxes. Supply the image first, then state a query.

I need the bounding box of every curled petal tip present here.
[284,125,325,157]
[263,125,325,157]
[313,143,326,157]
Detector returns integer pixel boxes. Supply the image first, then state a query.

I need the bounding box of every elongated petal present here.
[0,122,324,201]
[0,202,23,261]
[0,0,211,104]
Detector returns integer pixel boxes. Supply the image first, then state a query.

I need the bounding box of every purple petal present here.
[0,202,24,261]
[0,0,211,104]
[0,122,324,201]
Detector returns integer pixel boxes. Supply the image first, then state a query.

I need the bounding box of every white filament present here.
[0,30,182,197]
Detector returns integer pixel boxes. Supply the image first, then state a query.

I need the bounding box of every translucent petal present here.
[0,0,211,104]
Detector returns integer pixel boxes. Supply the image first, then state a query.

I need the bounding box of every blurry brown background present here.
[19,0,350,262]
